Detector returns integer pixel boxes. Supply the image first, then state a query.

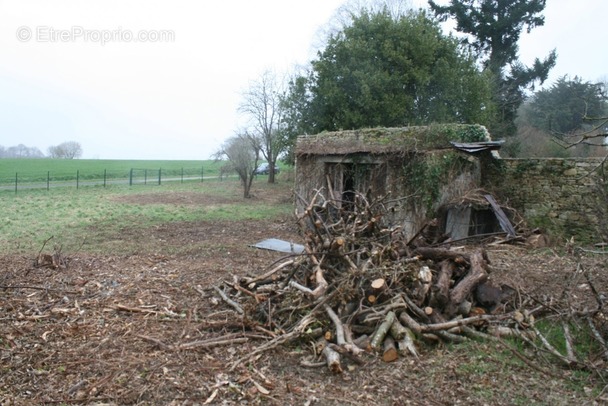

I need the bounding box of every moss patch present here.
[295,124,491,156]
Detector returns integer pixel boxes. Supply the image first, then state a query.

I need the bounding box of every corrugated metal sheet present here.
[450,140,505,154]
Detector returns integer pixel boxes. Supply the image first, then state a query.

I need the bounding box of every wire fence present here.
[0,167,219,192]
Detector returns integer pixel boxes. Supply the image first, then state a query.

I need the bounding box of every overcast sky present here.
[1,0,606,160]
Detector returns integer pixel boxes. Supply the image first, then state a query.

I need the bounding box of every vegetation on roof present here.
[295,124,491,155]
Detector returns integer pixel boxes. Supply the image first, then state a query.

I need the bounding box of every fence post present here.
[47,171,50,191]
[181,168,184,183]
[76,170,79,189]
[104,169,107,187]
[144,169,147,185]
[14,172,17,193]
[129,169,133,186]
[158,168,161,185]
[201,166,204,183]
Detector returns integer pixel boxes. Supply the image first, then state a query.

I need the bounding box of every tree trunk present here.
[447,250,488,317]
[243,181,252,198]
[244,171,255,198]
[268,158,276,184]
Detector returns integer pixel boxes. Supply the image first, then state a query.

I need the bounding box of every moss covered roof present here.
[295,124,491,156]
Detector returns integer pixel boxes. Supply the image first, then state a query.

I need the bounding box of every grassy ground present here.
[0,177,293,255]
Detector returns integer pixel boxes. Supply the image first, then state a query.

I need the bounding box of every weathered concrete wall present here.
[497,158,606,241]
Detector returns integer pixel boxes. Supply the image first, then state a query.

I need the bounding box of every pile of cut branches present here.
[218,190,534,372]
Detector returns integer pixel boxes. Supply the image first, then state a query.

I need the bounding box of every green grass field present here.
[0,158,224,183]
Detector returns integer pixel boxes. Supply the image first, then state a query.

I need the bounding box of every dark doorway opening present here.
[342,166,356,212]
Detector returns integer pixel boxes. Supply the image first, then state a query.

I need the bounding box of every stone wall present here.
[496,158,606,241]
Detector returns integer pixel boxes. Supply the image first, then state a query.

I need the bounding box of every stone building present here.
[294,125,607,243]
[294,124,505,240]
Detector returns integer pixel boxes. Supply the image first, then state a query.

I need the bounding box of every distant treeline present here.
[0,144,45,158]
[1,141,83,159]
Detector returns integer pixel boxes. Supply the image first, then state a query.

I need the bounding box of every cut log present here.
[398,311,422,335]
[371,278,387,290]
[330,237,345,251]
[389,318,409,341]
[447,250,488,317]
[367,278,388,305]
[435,330,468,343]
[358,302,407,325]
[431,260,455,308]
[412,266,433,306]
[474,281,504,310]
[420,313,499,332]
[382,336,398,362]
[487,326,536,340]
[321,342,342,374]
[353,334,371,351]
[289,280,314,296]
[412,247,469,264]
[421,333,441,344]
[371,311,396,350]
[401,294,431,322]
[426,307,447,325]
[397,327,418,358]
[457,300,473,317]
[351,324,375,335]
[324,305,364,357]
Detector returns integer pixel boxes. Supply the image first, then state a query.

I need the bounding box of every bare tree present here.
[540,78,608,154]
[552,116,608,150]
[214,134,260,198]
[239,70,286,184]
[48,141,83,159]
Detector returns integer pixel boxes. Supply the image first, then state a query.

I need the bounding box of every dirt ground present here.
[1,186,607,405]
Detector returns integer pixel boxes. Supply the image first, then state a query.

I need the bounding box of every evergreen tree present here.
[283,8,493,139]
[429,0,556,137]
[524,76,608,134]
